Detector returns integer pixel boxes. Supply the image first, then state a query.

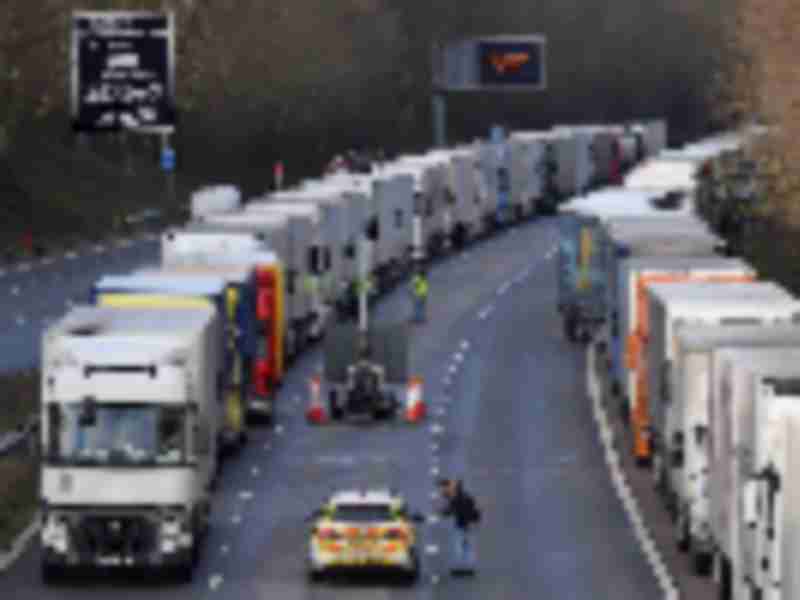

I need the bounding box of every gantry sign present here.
[432,35,547,93]
[70,11,176,133]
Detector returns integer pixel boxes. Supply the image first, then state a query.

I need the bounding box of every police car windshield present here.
[332,504,395,522]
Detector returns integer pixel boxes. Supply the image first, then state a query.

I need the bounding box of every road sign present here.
[432,35,547,93]
[161,146,176,172]
[71,11,176,133]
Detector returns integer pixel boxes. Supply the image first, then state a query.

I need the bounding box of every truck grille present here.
[72,514,157,559]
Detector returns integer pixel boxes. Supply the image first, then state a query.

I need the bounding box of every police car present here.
[306,488,424,583]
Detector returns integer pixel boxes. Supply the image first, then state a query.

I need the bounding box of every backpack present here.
[465,494,481,524]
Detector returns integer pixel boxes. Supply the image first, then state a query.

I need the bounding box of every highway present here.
[0,237,160,372]
[0,219,661,598]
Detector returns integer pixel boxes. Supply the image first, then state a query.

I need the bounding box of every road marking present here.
[430,443,439,452]
[454,352,464,363]
[430,466,440,476]
[430,424,444,436]
[93,244,106,254]
[16,263,30,272]
[425,544,440,555]
[497,282,511,296]
[16,316,26,326]
[435,407,446,417]
[274,424,285,435]
[430,491,439,500]
[209,574,224,590]
[431,574,441,584]
[477,304,494,320]
[220,545,230,555]
[10,285,20,296]
[65,251,78,260]
[116,239,134,248]
[40,258,53,266]
[293,394,301,405]
[239,490,254,501]
[251,466,260,476]
[231,514,242,525]
[264,442,271,450]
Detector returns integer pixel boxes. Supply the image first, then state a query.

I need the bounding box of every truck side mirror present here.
[308,246,320,275]
[78,396,97,427]
[743,479,759,528]
[323,248,332,271]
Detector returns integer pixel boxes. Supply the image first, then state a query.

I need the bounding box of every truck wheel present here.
[329,390,343,420]
[308,569,324,583]
[563,314,577,342]
[676,510,689,552]
[693,551,713,577]
[174,561,194,584]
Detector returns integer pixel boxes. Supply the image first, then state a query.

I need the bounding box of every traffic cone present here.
[305,375,327,424]
[404,376,426,422]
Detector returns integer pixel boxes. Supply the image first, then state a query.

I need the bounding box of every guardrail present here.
[0,416,39,458]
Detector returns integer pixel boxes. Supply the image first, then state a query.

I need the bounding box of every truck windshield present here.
[332,504,397,523]
[55,404,186,466]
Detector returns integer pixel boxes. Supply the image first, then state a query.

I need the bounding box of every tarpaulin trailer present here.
[709,348,800,598]
[443,147,483,247]
[262,186,351,307]
[738,375,800,600]
[600,217,725,400]
[157,249,286,421]
[672,324,800,576]
[551,129,595,199]
[135,264,260,428]
[504,130,561,214]
[174,215,313,359]
[508,133,546,219]
[647,281,800,479]
[244,202,328,340]
[618,256,756,443]
[88,273,246,453]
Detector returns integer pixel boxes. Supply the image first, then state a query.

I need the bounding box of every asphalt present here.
[0,218,661,599]
[0,237,161,372]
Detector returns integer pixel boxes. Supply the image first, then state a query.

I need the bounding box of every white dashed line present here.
[431,574,441,585]
[251,466,260,476]
[477,304,495,320]
[220,545,230,555]
[448,364,457,374]
[274,425,285,435]
[93,244,106,254]
[430,466,440,476]
[264,443,271,451]
[117,239,134,248]
[16,263,30,272]
[430,424,444,436]
[430,443,439,452]
[16,316,26,326]
[231,514,242,525]
[424,544,440,555]
[65,251,78,260]
[454,352,464,363]
[209,574,224,590]
[427,515,440,525]
[239,491,254,501]
[10,286,20,296]
[497,281,511,296]
[40,258,53,266]
[460,340,470,351]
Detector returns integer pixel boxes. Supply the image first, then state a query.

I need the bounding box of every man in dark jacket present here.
[437,478,480,574]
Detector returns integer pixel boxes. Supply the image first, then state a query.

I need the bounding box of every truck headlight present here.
[43,516,69,553]
[161,520,181,538]
[161,538,177,554]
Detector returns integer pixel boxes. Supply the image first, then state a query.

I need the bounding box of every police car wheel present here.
[308,568,324,583]
[41,561,62,585]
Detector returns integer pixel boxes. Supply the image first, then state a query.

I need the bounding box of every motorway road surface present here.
[0,219,661,598]
[0,237,160,372]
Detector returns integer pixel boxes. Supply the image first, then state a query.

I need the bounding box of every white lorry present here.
[39,305,221,582]
[646,282,800,508]
[710,348,800,600]
[738,375,800,600]
[672,325,800,579]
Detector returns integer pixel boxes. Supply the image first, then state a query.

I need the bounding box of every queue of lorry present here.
[34,120,666,583]
[558,125,800,599]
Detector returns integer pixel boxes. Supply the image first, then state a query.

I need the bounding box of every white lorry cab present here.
[39,305,221,583]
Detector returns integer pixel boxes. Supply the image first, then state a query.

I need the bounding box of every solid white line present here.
[0,511,41,571]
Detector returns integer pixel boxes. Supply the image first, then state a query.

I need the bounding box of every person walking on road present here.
[410,269,429,323]
[437,478,481,574]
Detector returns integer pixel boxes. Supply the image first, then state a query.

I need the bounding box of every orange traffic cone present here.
[404,377,426,422]
[305,375,327,424]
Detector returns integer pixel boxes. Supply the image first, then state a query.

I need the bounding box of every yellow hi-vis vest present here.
[412,275,428,298]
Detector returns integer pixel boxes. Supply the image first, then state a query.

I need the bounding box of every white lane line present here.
[497,281,511,296]
[430,443,439,452]
[93,244,106,254]
[16,263,30,272]
[430,466,440,476]
[209,574,224,590]
[251,466,260,476]
[220,544,230,555]
[116,239,134,248]
[0,269,5,278]
[263,443,271,451]
[453,352,464,363]
[430,423,445,436]
[40,258,53,266]
[431,574,441,585]
[231,514,242,525]
[274,424,285,435]
[239,490,254,501]
[65,252,78,260]
[16,316,26,326]
[426,515,440,525]
[425,544,440,555]
[478,304,495,320]
[448,364,457,374]
[10,285,20,296]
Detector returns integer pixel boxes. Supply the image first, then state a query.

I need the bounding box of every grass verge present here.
[0,370,40,553]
